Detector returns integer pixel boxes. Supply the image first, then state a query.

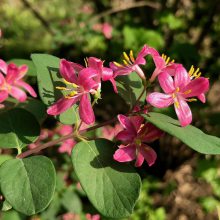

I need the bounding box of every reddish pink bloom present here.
[57,125,76,155]
[113,114,163,167]
[62,213,80,220]
[110,45,151,80]
[86,214,100,220]
[146,65,209,126]
[0,60,37,107]
[102,22,113,39]
[47,59,100,125]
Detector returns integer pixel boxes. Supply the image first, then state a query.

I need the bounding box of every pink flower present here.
[146,65,209,126]
[110,45,151,80]
[57,125,76,155]
[62,213,80,220]
[0,60,37,107]
[102,22,113,39]
[47,59,100,125]
[113,114,163,167]
[85,214,100,220]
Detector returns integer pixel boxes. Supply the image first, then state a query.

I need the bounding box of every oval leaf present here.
[144,112,220,154]
[0,156,56,215]
[31,53,78,125]
[116,73,145,109]
[71,139,141,218]
[0,108,40,150]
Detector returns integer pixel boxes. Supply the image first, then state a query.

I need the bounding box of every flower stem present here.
[16,117,117,159]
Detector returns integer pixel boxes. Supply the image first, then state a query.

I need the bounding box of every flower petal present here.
[182,77,209,98]
[0,59,7,74]
[135,152,144,167]
[135,45,149,65]
[113,144,136,162]
[116,130,136,142]
[60,59,78,83]
[79,94,95,124]
[15,80,37,97]
[198,93,206,103]
[6,63,19,84]
[117,114,136,133]
[139,144,157,166]
[174,98,192,127]
[47,96,79,115]
[130,116,144,131]
[9,86,27,102]
[158,72,175,93]
[109,77,118,93]
[174,65,190,89]
[17,65,28,80]
[0,90,8,102]
[147,92,173,108]
[102,67,113,81]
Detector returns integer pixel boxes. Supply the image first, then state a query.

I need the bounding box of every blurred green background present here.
[0,0,220,219]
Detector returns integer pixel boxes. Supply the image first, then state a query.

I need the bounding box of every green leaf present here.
[0,108,40,150]
[116,73,145,109]
[143,112,220,154]
[8,59,36,76]
[0,156,56,216]
[0,155,13,166]
[61,187,82,213]
[1,200,12,211]
[31,53,78,125]
[72,139,141,218]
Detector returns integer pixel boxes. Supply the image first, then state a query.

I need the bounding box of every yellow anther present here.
[195,72,202,78]
[129,50,135,63]
[56,86,68,90]
[63,79,72,85]
[174,101,180,108]
[135,139,142,146]
[123,52,131,63]
[71,83,79,88]
[123,59,129,65]
[188,65,202,78]
[187,98,197,102]
[171,59,175,63]
[84,58,88,67]
[65,91,78,99]
[165,57,170,65]
[172,93,176,99]
[176,87,180,92]
[113,61,123,67]
[162,53,173,65]
[184,89,192,95]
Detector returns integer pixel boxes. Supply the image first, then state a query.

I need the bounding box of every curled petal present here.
[47,96,79,115]
[102,67,113,81]
[113,144,136,163]
[78,68,99,91]
[9,86,27,102]
[147,92,173,108]
[117,114,136,134]
[17,65,28,80]
[174,65,190,89]
[15,80,37,97]
[60,59,77,83]
[152,55,165,70]
[110,63,133,77]
[109,77,118,93]
[174,98,192,127]
[79,94,95,125]
[158,72,175,93]
[88,57,102,72]
[0,90,8,102]
[198,93,206,103]
[135,152,144,167]
[139,144,157,166]
[135,45,149,65]
[116,130,136,142]
[182,77,209,99]
[0,59,7,74]
[71,62,84,72]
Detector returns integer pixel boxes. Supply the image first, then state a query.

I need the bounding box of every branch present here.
[90,1,161,22]
[20,0,55,35]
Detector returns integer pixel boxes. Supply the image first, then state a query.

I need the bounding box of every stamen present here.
[123,59,129,65]
[65,91,78,99]
[129,50,135,63]
[123,52,130,63]
[162,53,173,65]
[56,86,68,90]
[165,57,170,65]
[174,101,179,108]
[84,58,88,67]
[184,89,192,95]
[63,79,72,85]
[176,87,180,92]
[188,65,202,78]
[187,98,197,102]
[113,61,123,67]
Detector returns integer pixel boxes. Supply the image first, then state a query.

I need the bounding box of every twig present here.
[90,1,161,22]
[20,0,55,35]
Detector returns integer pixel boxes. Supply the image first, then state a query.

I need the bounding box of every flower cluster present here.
[0,59,37,108]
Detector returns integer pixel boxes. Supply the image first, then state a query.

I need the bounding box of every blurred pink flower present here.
[146,65,209,126]
[47,59,100,125]
[57,125,76,155]
[62,213,80,220]
[114,114,163,167]
[101,123,122,140]
[102,22,113,39]
[0,60,37,107]
[86,213,101,220]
